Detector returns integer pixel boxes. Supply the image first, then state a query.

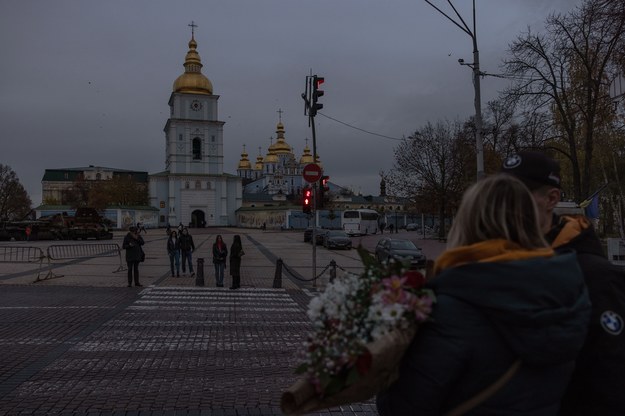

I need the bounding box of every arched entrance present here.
[191,210,206,228]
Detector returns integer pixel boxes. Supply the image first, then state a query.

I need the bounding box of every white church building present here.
[149,32,242,228]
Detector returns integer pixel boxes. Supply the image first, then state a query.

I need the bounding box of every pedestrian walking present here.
[25,225,31,241]
[179,227,195,277]
[122,226,145,287]
[137,222,147,234]
[167,230,181,277]
[212,234,228,287]
[229,235,245,289]
[376,174,591,415]
[502,151,625,415]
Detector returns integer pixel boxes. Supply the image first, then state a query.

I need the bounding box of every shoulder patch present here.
[600,311,623,336]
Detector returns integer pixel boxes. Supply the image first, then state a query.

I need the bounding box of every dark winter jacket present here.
[377,241,591,415]
[167,236,180,255]
[122,232,144,263]
[179,233,195,252]
[552,215,625,416]
[213,243,228,264]
[229,242,244,277]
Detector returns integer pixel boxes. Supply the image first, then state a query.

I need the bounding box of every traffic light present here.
[318,176,330,209]
[321,175,330,191]
[302,187,312,214]
[310,76,324,116]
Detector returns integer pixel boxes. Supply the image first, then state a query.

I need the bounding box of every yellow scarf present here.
[433,239,554,276]
[551,215,590,249]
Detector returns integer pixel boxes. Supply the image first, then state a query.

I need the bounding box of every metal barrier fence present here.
[0,246,46,280]
[37,243,125,282]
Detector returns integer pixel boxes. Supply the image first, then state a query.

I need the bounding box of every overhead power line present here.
[316,112,404,141]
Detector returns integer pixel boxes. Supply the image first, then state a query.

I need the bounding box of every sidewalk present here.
[0,228,388,415]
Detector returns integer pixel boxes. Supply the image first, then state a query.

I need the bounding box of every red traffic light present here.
[303,188,313,213]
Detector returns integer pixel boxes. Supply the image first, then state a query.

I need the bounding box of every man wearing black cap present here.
[502,151,625,415]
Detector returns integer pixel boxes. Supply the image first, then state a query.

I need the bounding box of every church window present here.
[206,182,211,190]
[179,134,183,141]
[185,182,190,189]
[96,173,101,180]
[211,135,215,142]
[195,181,201,189]
[192,137,201,160]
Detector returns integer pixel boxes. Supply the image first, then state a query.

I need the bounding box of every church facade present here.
[149,33,242,228]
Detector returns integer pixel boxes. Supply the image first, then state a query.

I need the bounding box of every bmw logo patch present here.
[600,310,623,335]
[503,154,522,169]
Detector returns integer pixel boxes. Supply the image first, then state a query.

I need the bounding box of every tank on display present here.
[0,208,113,241]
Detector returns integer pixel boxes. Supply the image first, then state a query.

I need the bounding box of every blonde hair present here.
[446,174,548,249]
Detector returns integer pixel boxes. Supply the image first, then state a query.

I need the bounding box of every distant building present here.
[36,166,157,229]
[149,32,241,228]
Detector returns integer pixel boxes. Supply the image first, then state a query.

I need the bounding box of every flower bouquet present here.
[281,247,435,414]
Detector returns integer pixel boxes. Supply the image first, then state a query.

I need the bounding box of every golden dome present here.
[273,121,293,154]
[265,148,278,163]
[314,155,322,169]
[237,146,251,170]
[255,154,264,170]
[173,36,213,95]
[299,144,314,164]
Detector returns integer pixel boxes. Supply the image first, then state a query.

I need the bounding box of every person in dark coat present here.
[167,230,181,277]
[376,174,591,415]
[179,228,195,277]
[229,235,244,289]
[502,151,625,415]
[212,234,228,287]
[122,226,145,287]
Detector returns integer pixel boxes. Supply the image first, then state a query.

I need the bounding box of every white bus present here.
[341,209,380,236]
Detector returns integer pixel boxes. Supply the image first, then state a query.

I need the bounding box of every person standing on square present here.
[213,234,228,287]
[167,230,181,277]
[122,226,144,287]
[229,235,244,289]
[179,227,195,277]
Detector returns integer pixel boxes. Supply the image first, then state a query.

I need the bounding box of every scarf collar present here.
[549,215,590,248]
[433,239,554,276]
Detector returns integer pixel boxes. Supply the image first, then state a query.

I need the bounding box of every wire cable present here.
[316,112,404,141]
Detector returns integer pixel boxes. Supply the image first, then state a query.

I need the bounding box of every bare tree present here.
[386,120,471,239]
[501,0,625,201]
[0,164,32,221]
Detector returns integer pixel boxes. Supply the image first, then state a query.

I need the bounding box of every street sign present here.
[302,163,322,183]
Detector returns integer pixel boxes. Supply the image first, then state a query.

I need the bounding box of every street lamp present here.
[425,0,485,179]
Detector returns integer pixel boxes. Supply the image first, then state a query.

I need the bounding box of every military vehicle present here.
[0,208,113,241]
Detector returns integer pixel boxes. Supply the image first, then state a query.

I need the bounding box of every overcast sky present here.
[1,0,579,205]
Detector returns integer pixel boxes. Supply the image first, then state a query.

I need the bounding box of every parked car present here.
[304,227,327,245]
[406,223,419,231]
[374,237,426,269]
[323,230,352,250]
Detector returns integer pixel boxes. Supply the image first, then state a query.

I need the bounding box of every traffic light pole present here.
[302,74,324,289]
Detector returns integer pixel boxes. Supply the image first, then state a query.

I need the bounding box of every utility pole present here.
[302,73,325,288]
[425,0,484,179]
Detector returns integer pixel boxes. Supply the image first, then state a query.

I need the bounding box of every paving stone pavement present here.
[0,228,435,416]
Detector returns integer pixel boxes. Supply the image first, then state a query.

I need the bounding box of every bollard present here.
[195,258,205,286]
[273,258,283,288]
[329,259,337,283]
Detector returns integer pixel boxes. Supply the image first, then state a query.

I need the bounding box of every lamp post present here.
[425,0,484,179]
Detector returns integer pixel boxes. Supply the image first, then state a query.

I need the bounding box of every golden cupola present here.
[255,153,264,171]
[299,143,314,164]
[173,35,213,95]
[272,122,293,155]
[237,145,252,170]
[265,147,279,163]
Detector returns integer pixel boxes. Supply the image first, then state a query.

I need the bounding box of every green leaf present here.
[345,365,361,386]
[294,363,308,374]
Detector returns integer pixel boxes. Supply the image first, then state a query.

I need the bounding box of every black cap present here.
[501,151,561,190]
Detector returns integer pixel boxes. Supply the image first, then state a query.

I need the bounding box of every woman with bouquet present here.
[376,174,591,415]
